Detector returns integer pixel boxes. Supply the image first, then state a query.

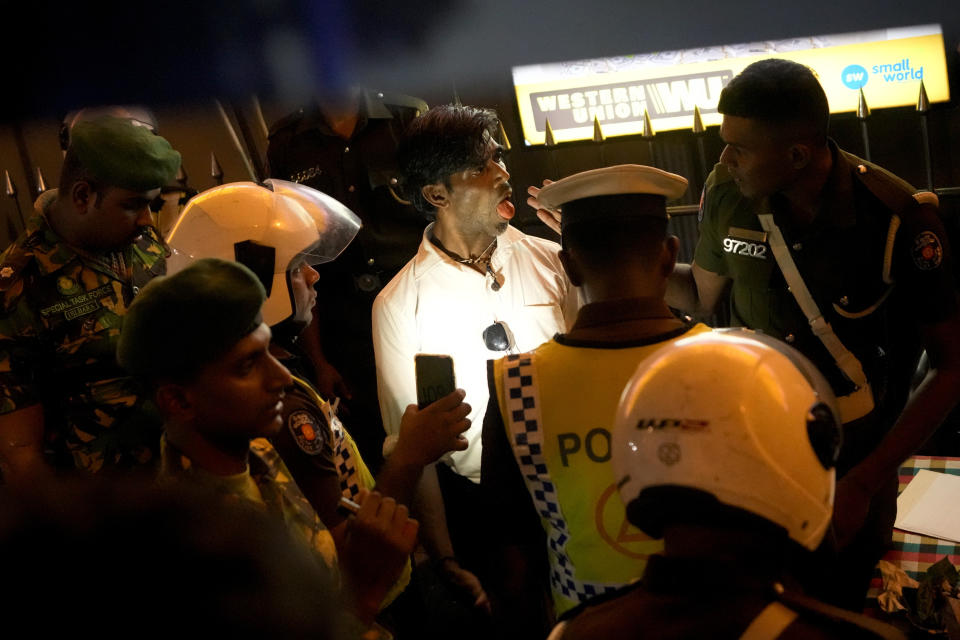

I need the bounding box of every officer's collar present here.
[815,138,857,229]
[31,189,81,276]
[766,139,856,237]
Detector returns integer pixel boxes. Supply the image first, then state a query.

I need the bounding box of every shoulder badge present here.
[846,152,916,214]
[912,231,943,271]
[287,409,329,455]
[267,108,305,139]
[0,243,33,292]
[913,191,939,207]
[380,91,429,115]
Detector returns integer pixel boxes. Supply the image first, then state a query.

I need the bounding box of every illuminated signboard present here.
[512,24,949,145]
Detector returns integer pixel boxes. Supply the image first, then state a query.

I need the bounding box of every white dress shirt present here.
[372,222,578,482]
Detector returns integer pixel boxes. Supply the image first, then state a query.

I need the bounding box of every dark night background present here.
[2,0,959,250]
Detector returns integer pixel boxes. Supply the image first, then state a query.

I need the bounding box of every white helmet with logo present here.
[611,329,841,551]
[166,179,361,327]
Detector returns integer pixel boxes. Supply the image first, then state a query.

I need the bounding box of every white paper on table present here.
[894,469,960,544]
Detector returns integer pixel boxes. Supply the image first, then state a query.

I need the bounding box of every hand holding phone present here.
[415,354,456,409]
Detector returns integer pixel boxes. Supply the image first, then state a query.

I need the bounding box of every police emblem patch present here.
[288,410,327,455]
[912,231,943,271]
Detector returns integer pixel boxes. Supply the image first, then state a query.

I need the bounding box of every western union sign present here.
[513,24,949,145]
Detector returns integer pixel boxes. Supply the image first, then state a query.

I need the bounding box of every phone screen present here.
[415,354,456,409]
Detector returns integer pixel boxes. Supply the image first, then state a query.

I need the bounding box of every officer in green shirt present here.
[0,116,180,481]
[662,58,960,610]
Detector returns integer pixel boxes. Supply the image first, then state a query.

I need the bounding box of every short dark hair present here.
[398,104,500,217]
[717,58,830,144]
[58,147,105,195]
[563,208,668,272]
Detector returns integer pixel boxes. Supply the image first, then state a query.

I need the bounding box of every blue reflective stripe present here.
[502,353,620,604]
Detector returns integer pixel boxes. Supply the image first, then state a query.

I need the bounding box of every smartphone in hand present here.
[415,354,456,409]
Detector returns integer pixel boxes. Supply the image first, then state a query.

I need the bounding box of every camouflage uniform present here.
[0,191,165,472]
[278,375,412,605]
[158,434,339,575]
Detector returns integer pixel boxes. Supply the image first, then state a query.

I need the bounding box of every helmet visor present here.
[265,179,362,266]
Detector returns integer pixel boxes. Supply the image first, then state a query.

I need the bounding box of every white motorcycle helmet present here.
[611,329,841,551]
[165,179,361,327]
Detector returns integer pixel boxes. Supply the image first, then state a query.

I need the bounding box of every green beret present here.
[69,116,181,192]
[117,258,266,382]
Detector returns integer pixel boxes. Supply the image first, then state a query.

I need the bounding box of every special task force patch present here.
[912,231,943,271]
[288,409,328,455]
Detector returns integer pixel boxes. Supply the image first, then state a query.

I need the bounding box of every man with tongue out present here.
[372,104,578,631]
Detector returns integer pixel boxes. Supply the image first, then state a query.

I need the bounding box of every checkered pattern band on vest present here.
[502,353,621,604]
[332,420,362,498]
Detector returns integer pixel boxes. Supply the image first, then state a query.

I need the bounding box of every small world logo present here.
[872,58,923,82]
[842,64,869,90]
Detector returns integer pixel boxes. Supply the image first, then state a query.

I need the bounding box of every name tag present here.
[40,284,113,318]
[723,226,768,259]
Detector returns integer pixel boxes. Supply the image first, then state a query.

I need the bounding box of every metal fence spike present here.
[857,88,871,119]
[544,118,556,148]
[692,105,705,134]
[210,152,224,183]
[498,120,511,152]
[642,109,655,139]
[592,116,605,143]
[916,80,930,114]
[35,167,47,194]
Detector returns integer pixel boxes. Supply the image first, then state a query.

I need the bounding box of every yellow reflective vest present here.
[493,324,711,615]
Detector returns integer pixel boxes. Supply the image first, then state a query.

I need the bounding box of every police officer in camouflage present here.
[0,116,180,480]
[266,87,429,470]
[664,58,960,610]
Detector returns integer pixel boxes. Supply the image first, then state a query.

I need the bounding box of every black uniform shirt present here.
[266,92,428,427]
[266,90,428,296]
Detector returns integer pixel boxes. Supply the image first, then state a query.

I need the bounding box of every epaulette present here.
[267,109,307,138]
[377,91,429,115]
[842,152,919,216]
[0,239,34,293]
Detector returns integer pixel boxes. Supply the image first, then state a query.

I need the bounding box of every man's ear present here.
[661,235,680,278]
[70,180,97,213]
[789,143,812,170]
[421,183,449,210]
[156,383,193,422]
[558,248,583,288]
